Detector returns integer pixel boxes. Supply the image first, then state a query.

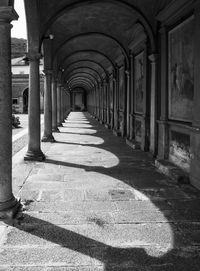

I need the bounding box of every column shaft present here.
[24,53,45,161]
[157,26,169,159]
[52,77,59,132]
[57,84,62,126]
[129,54,134,140]
[126,71,130,138]
[149,54,158,156]
[0,8,20,216]
[42,70,55,142]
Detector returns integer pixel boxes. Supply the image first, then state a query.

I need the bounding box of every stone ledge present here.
[126,139,140,150]
[155,159,190,185]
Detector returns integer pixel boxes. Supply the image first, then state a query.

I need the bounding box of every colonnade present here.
[0,6,70,217]
[24,61,70,161]
[87,51,158,155]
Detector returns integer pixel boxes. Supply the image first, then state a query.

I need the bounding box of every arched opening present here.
[23,87,29,113]
[71,87,87,111]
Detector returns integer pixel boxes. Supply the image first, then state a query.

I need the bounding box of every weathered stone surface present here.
[0,247,93,265]
[5,112,200,270]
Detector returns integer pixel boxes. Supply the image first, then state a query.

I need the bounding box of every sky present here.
[11,0,27,39]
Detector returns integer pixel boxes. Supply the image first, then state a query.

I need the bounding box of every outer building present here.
[12,56,44,113]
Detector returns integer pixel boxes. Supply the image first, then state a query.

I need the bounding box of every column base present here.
[105,124,110,129]
[126,138,140,150]
[42,134,55,142]
[24,150,45,162]
[52,127,60,133]
[113,129,121,137]
[0,197,21,220]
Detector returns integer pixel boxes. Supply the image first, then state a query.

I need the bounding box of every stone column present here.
[62,87,66,121]
[52,76,59,132]
[97,84,101,119]
[129,54,134,140]
[125,70,130,138]
[0,7,20,217]
[42,69,55,142]
[24,52,45,161]
[157,26,169,160]
[61,87,65,122]
[95,86,97,117]
[60,87,63,122]
[103,80,106,123]
[63,90,65,119]
[100,83,103,122]
[57,84,62,126]
[113,75,118,132]
[106,80,110,126]
[149,54,158,156]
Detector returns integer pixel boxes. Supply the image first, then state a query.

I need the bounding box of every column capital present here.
[43,69,53,75]
[26,52,42,62]
[148,53,158,63]
[0,7,18,23]
[159,25,167,34]
[129,53,134,59]
[125,70,130,77]
[52,74,58,82]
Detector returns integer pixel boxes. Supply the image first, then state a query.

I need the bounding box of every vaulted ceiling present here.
[23,0,172,92]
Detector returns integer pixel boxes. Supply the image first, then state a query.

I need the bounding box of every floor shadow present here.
[11,213,199,270]
[58,130,97,135]
[10,112,200,270]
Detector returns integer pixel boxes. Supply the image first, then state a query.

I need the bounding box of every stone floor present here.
[1,112,200,270]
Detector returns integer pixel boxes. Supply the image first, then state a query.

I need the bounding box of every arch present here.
[41,0,156,52]
[68,79,94,90]
[65,71,100,86]
[67,74,95,85]
[59,49,115,70]
[55,32,129,68]
[68,75,95,85]
[64,59,107,76]
[68,78,96,90]
[70,82,91,92]
[67,74,96,86]
[64,66,103,82]
[69,83,91,91]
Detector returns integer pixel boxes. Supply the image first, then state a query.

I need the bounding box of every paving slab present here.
[0,112,199,270]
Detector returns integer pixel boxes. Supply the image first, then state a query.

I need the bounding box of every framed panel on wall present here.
[168,15,194,122]
[119,66,125,111]
[134,51,144,114]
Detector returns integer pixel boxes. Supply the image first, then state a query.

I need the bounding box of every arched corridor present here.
[0,0,200,269]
